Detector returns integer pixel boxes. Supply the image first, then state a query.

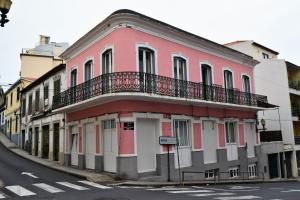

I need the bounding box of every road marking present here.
[281,189,300,192]
[168,190,214,194]
[0,193,5,199]
[214,196,262,200]
[229,186,259,190]
[5,185,36,196]
[33,183,64,193]
[191,192,234,197]
[21,172,38,179]
[56,182,89,190]
[147,187,190,191]
[78,181,111,189]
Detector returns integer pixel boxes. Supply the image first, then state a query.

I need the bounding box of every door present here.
[103,119,117,173]
[137,119,156,173]
[244,122,256,158]
[84,60,93,98]
[85,123,96,169]
[174,57,187,97]
[21,130,25,149]
[71,126,78,166]
[224,70,234,103]
[53,123,60,161]
[138,47,156,93]
[225,121,238,161]
[28,128,32,154]
[201,64,213,100]
[202,120,217,164]
[268,153,279,179]
[174,120,191,168]
[102,49,113,94]
[242,75,251,105]
[42,125,49,159]
[34,127,39,156]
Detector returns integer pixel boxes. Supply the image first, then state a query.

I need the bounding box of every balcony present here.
[52,72,268,110]
[291,104,300,121]
[289,80,300,91]
[295,136,300,145]
[260,131,283,143]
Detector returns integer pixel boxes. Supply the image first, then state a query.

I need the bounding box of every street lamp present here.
[0,0,12,27]
[260,118,266,131]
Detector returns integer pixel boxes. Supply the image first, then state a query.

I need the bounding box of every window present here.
[224,70,233,89]
[201,64,212,85]
[10,92,13,106]
[174,57,187,97]
[225,121,237,144]
[84,60,93,81]
[229,167,240,178]
[35,90,40,112]
[21,98,26,117]
[102,49,113,74]
[28,94,33,115]
[70,69,77,87]
[262,52,269,59]
[242,75,250,93]
[54,79,61,96]
[44,85,49,100]
[17,87,20,102]
[139,47,155,74]
[248,164,257,178]
[173,120,189,146]
[15,115,18,132]
[103,119,116,129]
[205,169,219,179]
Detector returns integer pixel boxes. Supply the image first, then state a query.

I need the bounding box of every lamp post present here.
[261,118,266,131]
[0,0,12,27]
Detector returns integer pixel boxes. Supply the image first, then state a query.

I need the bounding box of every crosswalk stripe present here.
[168,190,213,194]
[191,192,235,197]
[56,182,89,190]
[147,187,190,191]
[5,185,36,197]
[78,181,111,189]
[214,196,262,200]
[33,183,64,193]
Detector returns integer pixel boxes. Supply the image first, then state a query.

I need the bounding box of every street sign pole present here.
[159,136,177,182]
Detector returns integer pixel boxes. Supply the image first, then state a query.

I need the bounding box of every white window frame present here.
[225,121,237,144]
[100,46,114,75]
[173,119,190,147]
[241,73,251,93]
[83,58,94,82]
[222,67,235,89]
[200,62,214,84]
[229,167,240,178]
[136,43,158,75]
[70,66,78,87]
[172,54,189,81]
[205,169,218,179]
[248,164,257,178]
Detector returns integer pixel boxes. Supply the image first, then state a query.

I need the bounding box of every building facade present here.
[0,87,5,133]
[226,40,298,178]
[53,10,269,180]
[21,64,66,164]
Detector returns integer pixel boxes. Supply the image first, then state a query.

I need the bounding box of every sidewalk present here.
[0,132,114,183]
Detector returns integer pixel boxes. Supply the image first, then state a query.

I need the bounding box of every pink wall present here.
[218,124,225,148]
[118,122,135,155]
[162,122,172,152]
[67,27,254,92]
[193,123,201,150]
[239,124,245,146]
[67,100,256,122]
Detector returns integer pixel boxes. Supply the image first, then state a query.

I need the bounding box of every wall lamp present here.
[0,0,12,27]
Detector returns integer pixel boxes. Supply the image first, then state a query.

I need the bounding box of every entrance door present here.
[21,130,25,149]
[85,123,96,169]
[53,123,60,161]
[71,126,78,166]
[268,153,279,179]
[202,120,217,164]
[42,125,49,159]
[225,121,238,161]
[244,122,256,158]
[103,119,117,173]
[137,119,156,173]
[174,120,191,168]
[285,151,293,178]
[34,127,39,156]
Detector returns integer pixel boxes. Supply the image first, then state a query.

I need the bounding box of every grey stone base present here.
[95,155,103,173]
[49,151,53,161]
[117,156,138,180]
[64,154,71,166]
[78,154,85,169]
[10,133,19,145]
[59,152,65,165]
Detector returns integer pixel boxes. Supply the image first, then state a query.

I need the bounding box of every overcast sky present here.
[1,0,299,88]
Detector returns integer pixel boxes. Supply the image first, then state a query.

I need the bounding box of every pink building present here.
[53,10,268,180]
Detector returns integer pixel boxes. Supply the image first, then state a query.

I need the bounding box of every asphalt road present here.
[1,142,300,199]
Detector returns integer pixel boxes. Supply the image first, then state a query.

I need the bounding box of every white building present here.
[21,64,66,164]
[226,40,298,178]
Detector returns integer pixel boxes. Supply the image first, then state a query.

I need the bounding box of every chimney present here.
[39,35,50,45]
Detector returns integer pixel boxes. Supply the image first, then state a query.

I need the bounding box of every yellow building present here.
[4,79,31,142]
[4,35,68,144]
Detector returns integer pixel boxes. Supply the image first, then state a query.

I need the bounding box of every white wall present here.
[254,59,295,144]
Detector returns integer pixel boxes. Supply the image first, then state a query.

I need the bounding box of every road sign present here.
[159,136,177,145]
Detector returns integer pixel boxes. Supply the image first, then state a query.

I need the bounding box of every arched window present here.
[102,49,112,74]
[138,47,155,74]
[201,64,212,86]
[70,69,77,87]
[84,60,93,81]
[224,70,233,89]
[242,75,250,93]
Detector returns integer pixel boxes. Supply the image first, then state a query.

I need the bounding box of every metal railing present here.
[294,136,300,145]
[52,72,268,110]
[289,80,300,91]
[182,171,265,185]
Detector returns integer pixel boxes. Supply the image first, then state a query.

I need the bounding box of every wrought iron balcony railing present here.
[289,80,300,91]
[52,72,268,110]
